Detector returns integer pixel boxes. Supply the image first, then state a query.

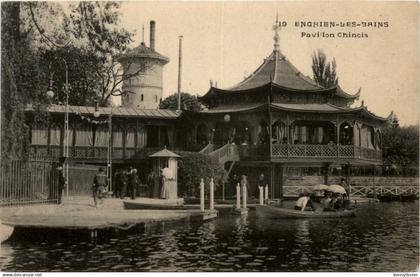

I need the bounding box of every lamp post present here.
[47,58,70,197]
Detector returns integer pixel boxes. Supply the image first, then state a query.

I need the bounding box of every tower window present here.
[155,95,158,103]
[141,94,144,101]
[140,63,146,72]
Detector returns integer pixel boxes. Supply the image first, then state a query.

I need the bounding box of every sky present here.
[117,1,418,126]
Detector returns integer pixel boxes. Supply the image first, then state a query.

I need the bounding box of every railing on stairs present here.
[208,143,240,164]
[199,143,215,155]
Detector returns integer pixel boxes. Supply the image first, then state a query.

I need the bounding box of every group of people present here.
[114,167,139,200]
[295,179,350,212]
[228,173,267,199]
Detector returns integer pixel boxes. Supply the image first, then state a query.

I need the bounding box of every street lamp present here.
[47,58,69,197]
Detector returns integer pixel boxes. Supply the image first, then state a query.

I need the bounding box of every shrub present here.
[175,151,227,197]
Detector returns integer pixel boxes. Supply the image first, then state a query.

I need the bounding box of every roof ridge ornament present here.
[273,13,281,52]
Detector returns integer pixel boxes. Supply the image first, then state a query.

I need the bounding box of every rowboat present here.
[123,201,190,210]
[256,205,356,219]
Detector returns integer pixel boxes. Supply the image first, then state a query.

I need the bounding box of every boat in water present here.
[123,197,189,210]
[256,205,356,219]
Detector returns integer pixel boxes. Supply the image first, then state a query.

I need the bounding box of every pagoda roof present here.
[117,42,169,64]
[25,104,181,119]
[229,51,324,91]
[200,50,360,101]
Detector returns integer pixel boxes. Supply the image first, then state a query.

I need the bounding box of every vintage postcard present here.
[0,1,418,274]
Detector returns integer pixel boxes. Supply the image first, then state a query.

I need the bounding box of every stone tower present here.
[118,21,169,109]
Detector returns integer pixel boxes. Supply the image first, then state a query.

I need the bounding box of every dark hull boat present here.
[123,201,191,210]
[256,205,356,219]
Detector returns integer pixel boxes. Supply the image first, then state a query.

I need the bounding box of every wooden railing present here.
[208,143,240,164]
[199,143,215,155]
[271,144,381,161]
[283,184,419,197]
[30,145,143,160]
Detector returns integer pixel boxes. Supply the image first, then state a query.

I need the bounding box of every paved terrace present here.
[0,197,217,230]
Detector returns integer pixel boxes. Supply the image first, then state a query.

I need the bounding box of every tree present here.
[176,151,227,197]
[160,92,203,111]
[311,49,338,88]
[1,2,49,160]
[382,121,419,175]
[27,1,139,106]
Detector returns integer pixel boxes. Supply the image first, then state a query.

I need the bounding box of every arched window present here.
[339,122,353,145]
[155,95,158,103]
[141,94,144,101]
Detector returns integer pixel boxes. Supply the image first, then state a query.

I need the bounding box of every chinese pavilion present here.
[188,19,390,198]
[25,19,390,199]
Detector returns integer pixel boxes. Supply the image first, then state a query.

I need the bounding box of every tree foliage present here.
[159,92,203,111]
[1,2,49,160]
[382,123,419,169]
[176,151,227,197]
[311,49,338,88]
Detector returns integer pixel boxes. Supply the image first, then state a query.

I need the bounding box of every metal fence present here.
[1,159,60,206]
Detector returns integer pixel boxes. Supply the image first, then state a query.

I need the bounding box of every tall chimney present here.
[150,20,156,51]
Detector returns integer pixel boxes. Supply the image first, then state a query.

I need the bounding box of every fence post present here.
[236,183,241,209]
[200,178,205,212]
[209,178,214,211]
[242,182,247,209]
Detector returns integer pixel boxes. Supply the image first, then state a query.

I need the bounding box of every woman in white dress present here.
[160,168,170,199]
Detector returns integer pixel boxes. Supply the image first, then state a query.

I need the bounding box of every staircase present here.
[207,143,240,164]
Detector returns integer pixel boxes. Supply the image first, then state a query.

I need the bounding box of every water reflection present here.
[1,202,418,272]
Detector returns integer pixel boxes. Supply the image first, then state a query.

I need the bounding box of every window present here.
[155,95,158,103]
[140,63,146,72]
[141,94,144,101]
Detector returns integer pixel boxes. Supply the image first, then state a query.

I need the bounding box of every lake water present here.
[1,201,418,272]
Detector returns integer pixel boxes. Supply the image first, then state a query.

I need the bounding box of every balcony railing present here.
[271,144,381,161]
[29,145,145,160]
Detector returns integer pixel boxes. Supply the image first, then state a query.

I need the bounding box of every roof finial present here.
[142,25,145,44]
[273,13,281,52]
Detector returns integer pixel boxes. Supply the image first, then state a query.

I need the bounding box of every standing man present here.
[113,170,121,198]
[119,168,128,199]
[256,173,265,199]
[230,173,239,198]
[93,167,108,207]
[128,168,138,200]
[147,170,156,198]
[57,166,66,205]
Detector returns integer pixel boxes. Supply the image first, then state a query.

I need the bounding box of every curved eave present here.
[198,104,267,114]
[199,82,336,103]
[270,104,388,123]
[335,86,361,100]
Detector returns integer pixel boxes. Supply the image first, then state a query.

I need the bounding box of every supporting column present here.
[278,164,284,199]
[270,163,275,199]
[259,185,264,205]
[242,182,247,209]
